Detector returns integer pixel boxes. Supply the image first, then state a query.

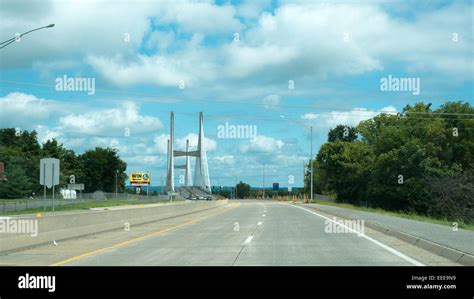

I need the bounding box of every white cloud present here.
[5,1,465,90]
[86,54,193,87]
[0,0,150,68]
[59,101,163,136]
[301,106,398,128]
[0,93,63,128]
[0,0,242,68]
[239,135,284,154]
[212,155,235,166]
[236,0,272,19]
[82,2,471,90]
[262,94,281,110]
[146,30,175,52]
[35,125,63,144]
[153,1,242,34]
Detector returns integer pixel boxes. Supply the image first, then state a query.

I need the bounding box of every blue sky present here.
[0,0,473,187]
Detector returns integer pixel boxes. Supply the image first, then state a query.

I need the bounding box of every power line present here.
[1,79,473,117]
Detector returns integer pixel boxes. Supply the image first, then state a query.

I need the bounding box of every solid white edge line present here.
[244,236,254,244]
[287,203,425,266]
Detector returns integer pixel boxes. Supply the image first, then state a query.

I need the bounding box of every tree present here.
[0,129,41,194]
[425,170,474,223]
[327,125,358,142]
[219,189,231,198]
[314,141,372,204]
[0,128,131,197]
[308,101,474,223]
[236,181,251,199]
[79,147,127,193]
[0,158,33,199]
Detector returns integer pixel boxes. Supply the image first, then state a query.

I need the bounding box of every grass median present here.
[308,200,474,231]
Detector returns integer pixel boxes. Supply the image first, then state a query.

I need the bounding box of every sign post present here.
[0,161,6,181]
[130,172,151,200]
[40,158,60,211]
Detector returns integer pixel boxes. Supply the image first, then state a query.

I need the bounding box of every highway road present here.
[1,200,460,266]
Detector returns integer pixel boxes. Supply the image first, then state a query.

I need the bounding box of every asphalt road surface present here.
[3,200,459,266]
[57,200,427,266]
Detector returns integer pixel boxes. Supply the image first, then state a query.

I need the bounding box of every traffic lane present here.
[234,202,417,265]
[67,201,417,266]
[66,201,265,266]
[1,203,238,266]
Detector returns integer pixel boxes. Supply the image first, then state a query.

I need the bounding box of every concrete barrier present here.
[0,200,228,253]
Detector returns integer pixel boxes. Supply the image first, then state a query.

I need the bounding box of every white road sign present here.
[40,158,60,188]
[67,183,84,190]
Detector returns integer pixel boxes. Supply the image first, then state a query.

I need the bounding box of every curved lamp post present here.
[0,24,55,49]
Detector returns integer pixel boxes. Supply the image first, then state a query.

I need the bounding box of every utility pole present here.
[310,126,313,202]
[115,170,119,199]
[234,176,238,199]
[262,163,265,199]
[161,177,164,195]
[303,160,305,200]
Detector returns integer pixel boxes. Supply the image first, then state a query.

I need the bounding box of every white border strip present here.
[287,204,425,266]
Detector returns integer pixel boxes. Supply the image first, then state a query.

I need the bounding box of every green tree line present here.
[0,129,127,198]
[306,101,474,224]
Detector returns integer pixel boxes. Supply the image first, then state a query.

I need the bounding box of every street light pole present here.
[0,24,55,49]
[262,163,265,199]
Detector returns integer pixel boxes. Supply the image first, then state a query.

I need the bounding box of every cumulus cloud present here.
[212,155,235,166]
[0,0,242,70]
[86,1,472,87]
[0,93,64,128]
[236,0,272,19]
[152,1,242,34]
[301,106,398,128]
[59,101,163,136]
[145,30,175,52]
[239,135,284,154]
[4,1,467,90]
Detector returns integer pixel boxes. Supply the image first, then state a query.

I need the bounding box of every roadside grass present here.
[308,200,474,231]
[1,199,169,216]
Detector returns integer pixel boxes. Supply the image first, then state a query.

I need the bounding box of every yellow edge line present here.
[49,203,239,266]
